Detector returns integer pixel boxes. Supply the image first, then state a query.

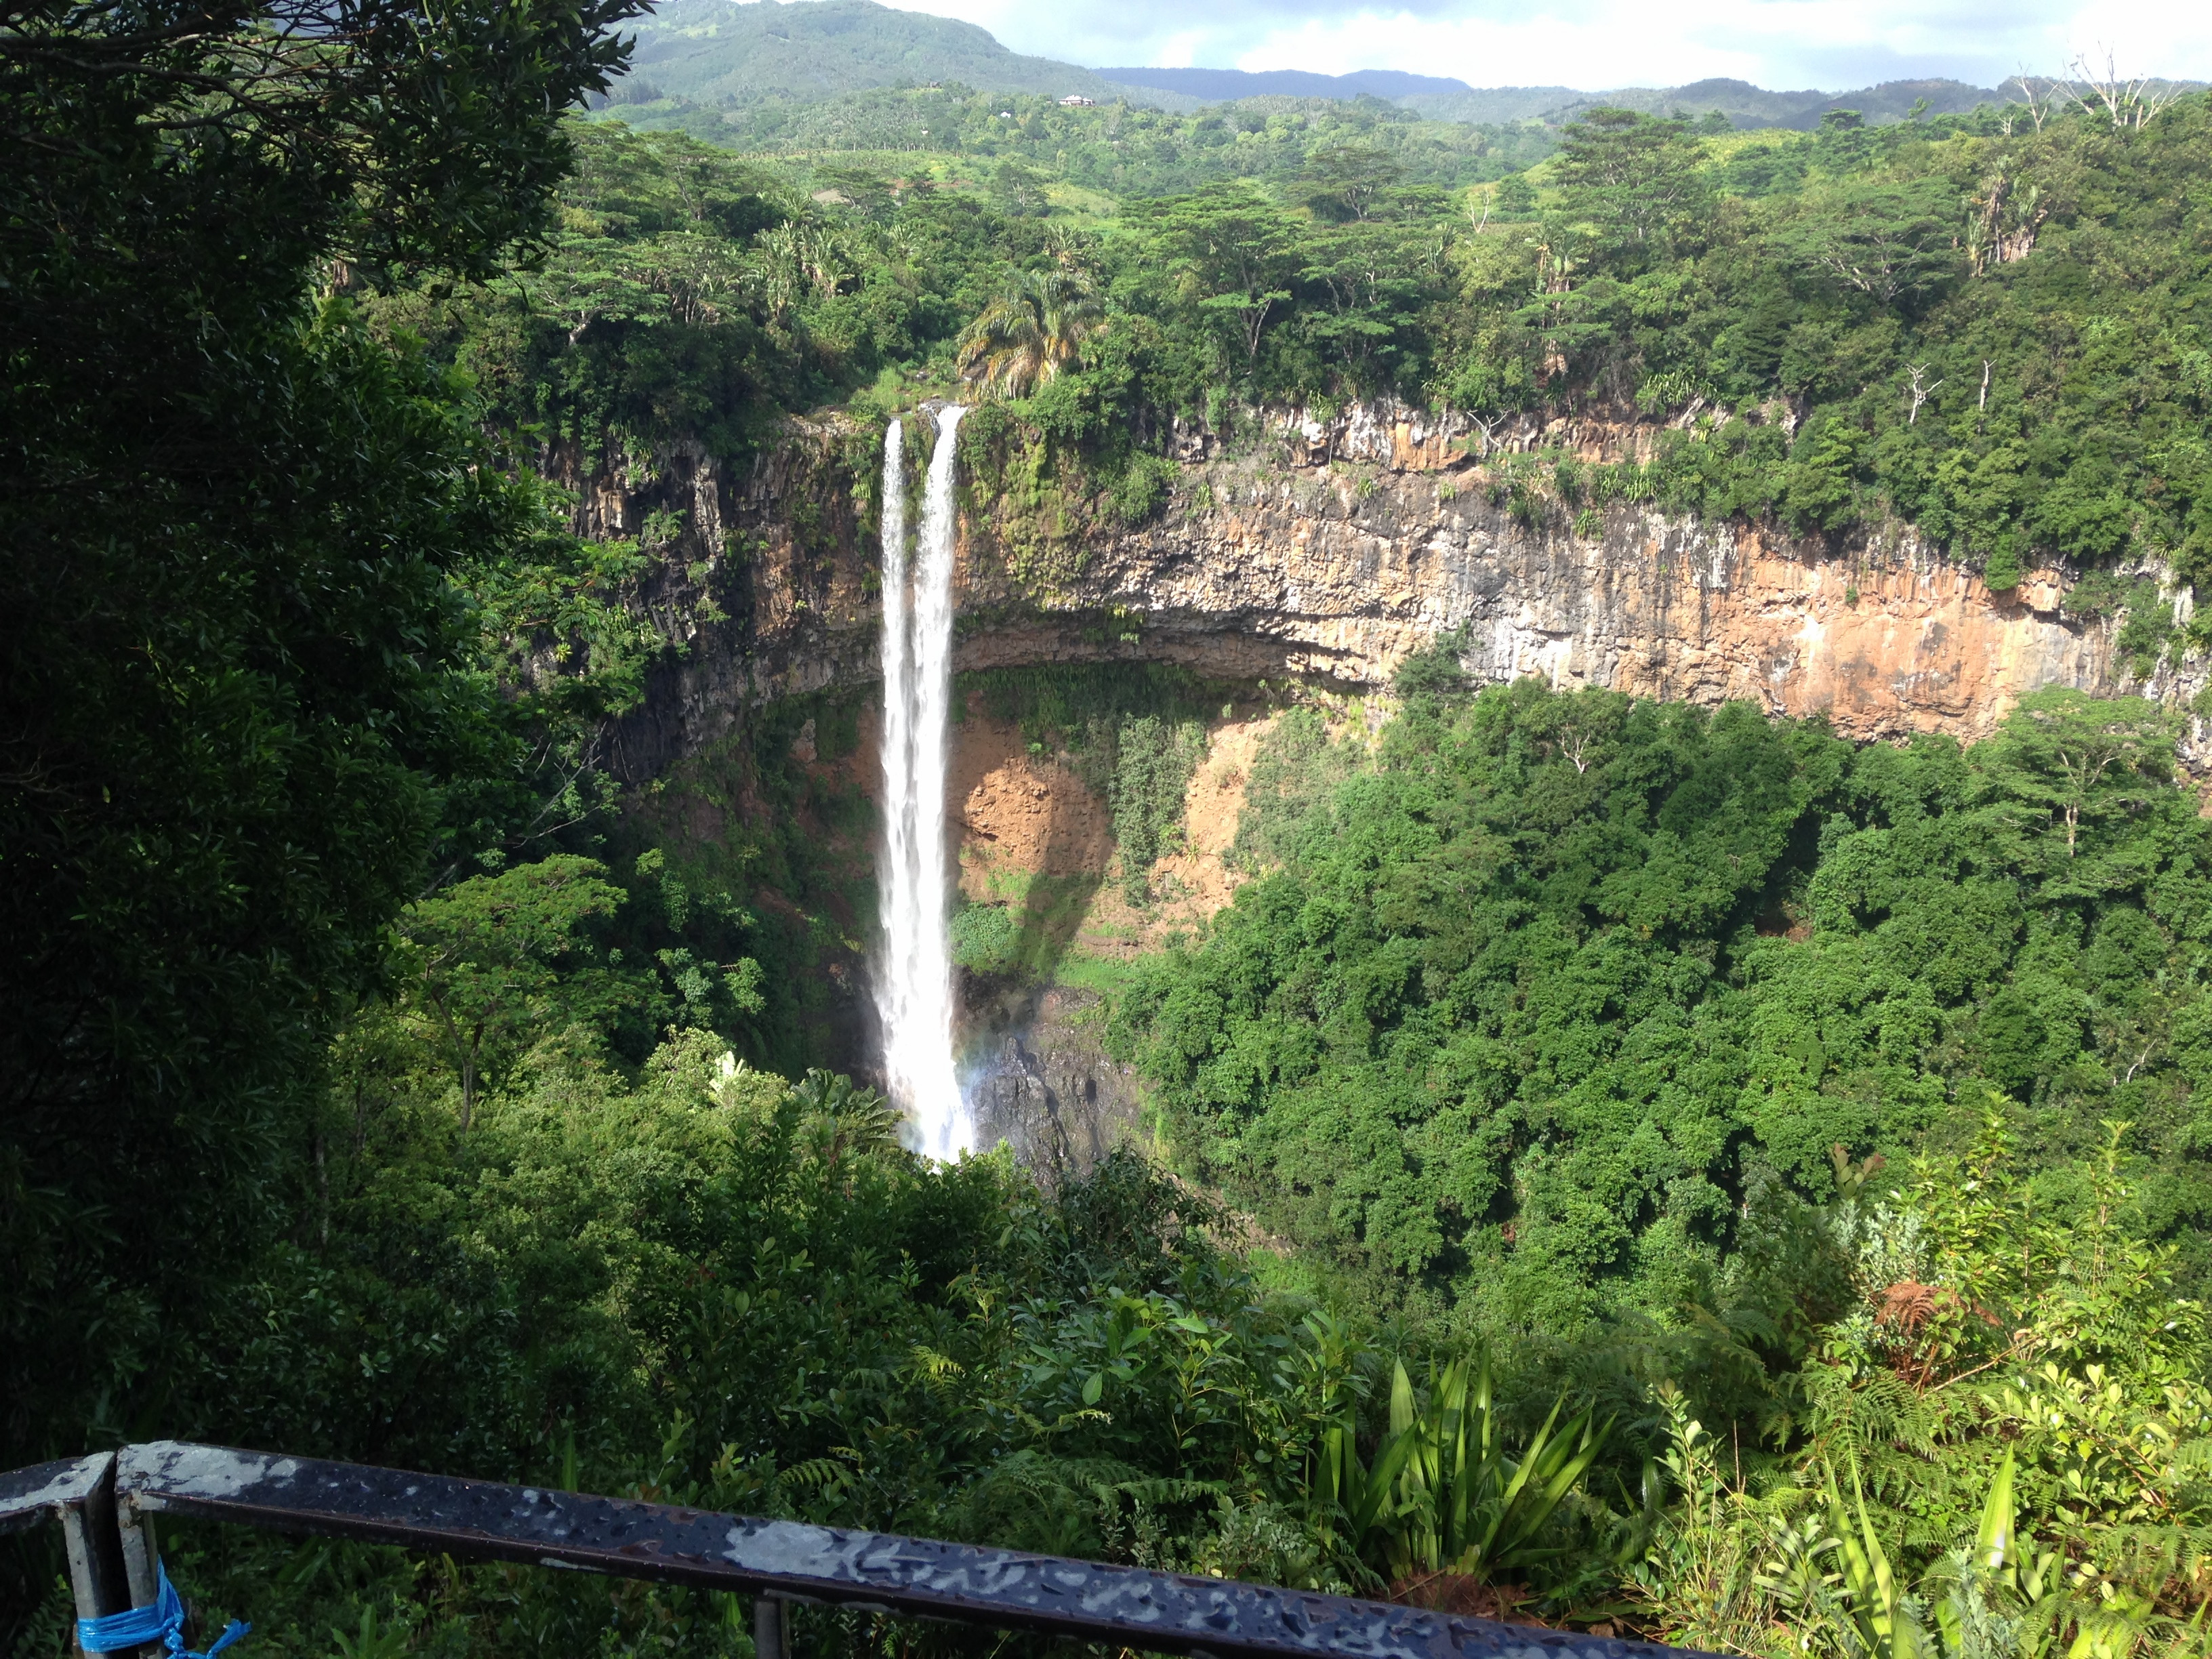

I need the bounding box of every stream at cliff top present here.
[876,407,972,1158]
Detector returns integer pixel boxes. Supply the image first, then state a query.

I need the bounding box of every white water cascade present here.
[874,407,972,1159]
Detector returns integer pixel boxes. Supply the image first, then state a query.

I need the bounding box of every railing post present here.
[58,1454,135,1655]
[753,1593,789,1659]
[0,1452,134,1658]
[115,1486,161,1612]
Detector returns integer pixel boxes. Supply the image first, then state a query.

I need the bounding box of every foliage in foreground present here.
[9,1019,2204,1658]
[10,669,2212,1654]
[17,689,2210,1658]
[0,0,643,1527]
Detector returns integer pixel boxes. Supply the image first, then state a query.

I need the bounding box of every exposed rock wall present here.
[590,403,2173,783]
[968,993,1148,1182]
[988,476,2121,743]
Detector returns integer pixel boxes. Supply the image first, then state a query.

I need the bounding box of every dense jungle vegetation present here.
[402,84,2212,607]
[611,83,1560,196]
[7,0,2212,1652]
[1115,672,2212,1319]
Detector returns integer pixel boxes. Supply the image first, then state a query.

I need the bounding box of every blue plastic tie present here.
[76,1561,248,1659]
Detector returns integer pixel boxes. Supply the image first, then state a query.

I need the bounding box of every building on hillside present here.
[1058,94,1096,106]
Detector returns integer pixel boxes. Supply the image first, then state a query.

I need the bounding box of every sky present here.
[888,0,2212,92]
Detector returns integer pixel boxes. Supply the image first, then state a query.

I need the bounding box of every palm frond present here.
[956,270,1103,397]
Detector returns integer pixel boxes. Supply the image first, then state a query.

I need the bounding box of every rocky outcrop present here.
[590,403,2179,783]
[975,477,2122,743]
[966,991,1148,1181]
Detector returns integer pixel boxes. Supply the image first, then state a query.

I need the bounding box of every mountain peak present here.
[626,0,1116,103]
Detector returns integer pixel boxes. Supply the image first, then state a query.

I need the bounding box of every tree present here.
[0,0,641,1477]
[2058,49,2187,131]
[395,857,643,1129]
[1293,146,1404,222]
[1294,222,1429,393]
[819,162,897,221]
[957,270,1103,396]
[1491,173,1537,220]
[1549,108,1706,255]
[1975,690,2176,859]
[792,1068,903,1176]
[1139,183,1301,384]
[3,0,636,277]
[1965,157,2050,274]
[1781,182,1960,307]
[992,159,1052,218]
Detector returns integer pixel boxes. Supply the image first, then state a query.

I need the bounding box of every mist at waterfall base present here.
[874,408,973,1160]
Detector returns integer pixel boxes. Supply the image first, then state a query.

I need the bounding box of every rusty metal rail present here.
[4,1441,1710,1659]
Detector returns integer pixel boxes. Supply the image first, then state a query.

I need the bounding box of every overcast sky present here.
[890,0,2212,92]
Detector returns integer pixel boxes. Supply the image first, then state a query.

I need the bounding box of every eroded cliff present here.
[591,402,2178,786]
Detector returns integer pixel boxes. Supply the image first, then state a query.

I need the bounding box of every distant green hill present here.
[1376,85,1584,125]
[1504,75,2007,129]
[610,81,1553,196]
[611,1,2022,131]
[618,0,1114,105]
[1092,66,1473,102]
[1084,64,2011,130]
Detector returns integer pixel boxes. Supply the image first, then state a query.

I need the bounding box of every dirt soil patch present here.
[952,710,1116,893]
[822,695,1282,968]
[1072,713,1278,957]
[1385,1575,1547,1626]
[1149,714,1272,920]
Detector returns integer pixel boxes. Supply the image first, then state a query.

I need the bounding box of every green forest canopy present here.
[16,682,2207,1658]
[411,89,2212,602]
[1114,677,2212,1325]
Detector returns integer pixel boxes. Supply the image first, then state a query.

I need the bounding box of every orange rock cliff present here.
[572,402,2200,785]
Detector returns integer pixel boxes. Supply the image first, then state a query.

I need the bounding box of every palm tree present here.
[956,270,1102,397]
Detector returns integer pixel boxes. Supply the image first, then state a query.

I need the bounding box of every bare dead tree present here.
[2060,47,2186,131]
[2009,71,2055,132]
[1906,363,1942,425]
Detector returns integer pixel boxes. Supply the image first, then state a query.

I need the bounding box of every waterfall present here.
[875,407,970,1159]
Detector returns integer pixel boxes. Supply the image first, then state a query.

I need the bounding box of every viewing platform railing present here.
[2,1441,1710,1659]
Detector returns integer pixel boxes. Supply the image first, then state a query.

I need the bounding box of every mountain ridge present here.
[622,0,1116,104]
[1103,66,2009,129]
[1089,66,1476,101]
[617,0,2020,129]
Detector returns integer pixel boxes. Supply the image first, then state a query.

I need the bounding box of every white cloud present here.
[902,0,2212,90]
[1155,30,1204,70]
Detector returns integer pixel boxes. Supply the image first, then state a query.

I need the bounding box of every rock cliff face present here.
[966,989,1148,1182]
[592,403,2178,783]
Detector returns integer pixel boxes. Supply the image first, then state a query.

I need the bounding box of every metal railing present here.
[3,1441,1708,1659]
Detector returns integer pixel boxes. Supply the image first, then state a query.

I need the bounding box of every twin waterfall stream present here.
[875,407,972,1159]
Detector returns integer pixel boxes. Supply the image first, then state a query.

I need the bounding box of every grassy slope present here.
[620,0,1115,105]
